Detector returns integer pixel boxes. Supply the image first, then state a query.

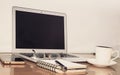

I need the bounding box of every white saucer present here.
[87,58,117,67]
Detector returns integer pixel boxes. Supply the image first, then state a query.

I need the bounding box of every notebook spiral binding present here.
[36,60,63,73]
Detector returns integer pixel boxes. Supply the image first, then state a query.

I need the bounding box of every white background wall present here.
[0,0,120,53]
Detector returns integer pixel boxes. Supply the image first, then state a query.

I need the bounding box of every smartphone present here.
[0,54,25,64]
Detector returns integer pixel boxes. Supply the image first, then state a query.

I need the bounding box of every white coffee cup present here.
[95,46,119,65]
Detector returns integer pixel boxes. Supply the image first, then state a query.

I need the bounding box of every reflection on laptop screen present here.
[12,6,67,53]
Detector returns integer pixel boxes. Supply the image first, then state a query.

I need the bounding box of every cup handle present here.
[111,50,119,61]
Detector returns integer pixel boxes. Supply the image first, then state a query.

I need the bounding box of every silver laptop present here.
[12,6,87,62]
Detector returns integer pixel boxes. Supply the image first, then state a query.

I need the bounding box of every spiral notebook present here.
[37,59,87,73]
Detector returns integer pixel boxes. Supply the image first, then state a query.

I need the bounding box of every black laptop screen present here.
[16,10,65,49]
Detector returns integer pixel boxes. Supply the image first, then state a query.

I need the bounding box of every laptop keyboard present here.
[19,53,88,62]
[20,53,77,58]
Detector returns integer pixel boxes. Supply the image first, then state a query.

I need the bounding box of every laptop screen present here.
[12,6,67,53]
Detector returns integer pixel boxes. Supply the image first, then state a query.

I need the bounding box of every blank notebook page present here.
[56,59,87,69]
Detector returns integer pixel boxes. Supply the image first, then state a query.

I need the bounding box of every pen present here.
[55,60,67,72]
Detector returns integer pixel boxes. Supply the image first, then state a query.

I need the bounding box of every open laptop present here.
[12,6,88,63]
